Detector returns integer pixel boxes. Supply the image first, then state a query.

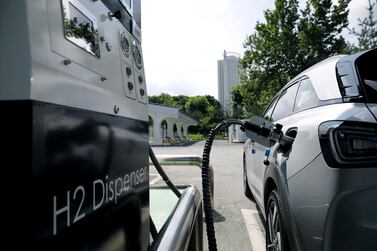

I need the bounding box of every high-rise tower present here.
[217,50,240,114]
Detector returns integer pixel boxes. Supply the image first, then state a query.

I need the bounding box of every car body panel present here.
[243,49,377,251]
[366,103,377,119]
[324,183,377,251]
[291,56,343,101]
[277,102,376,179]
[246,102,377,249]
[288,153,377,251]
[245,102,376,206]
[264,152,310,251]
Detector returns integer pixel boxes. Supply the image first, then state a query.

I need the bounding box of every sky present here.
[141,0,376,99]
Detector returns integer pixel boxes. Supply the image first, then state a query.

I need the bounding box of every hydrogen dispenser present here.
[0,0,149,250]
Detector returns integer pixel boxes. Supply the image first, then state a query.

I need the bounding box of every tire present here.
[266,190,290,251]
[243,157,254,200]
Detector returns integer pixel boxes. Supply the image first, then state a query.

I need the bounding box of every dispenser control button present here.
[138,75,143,83]
[120,32,130,56]
[126,67,132,76]
[128,82,134,91]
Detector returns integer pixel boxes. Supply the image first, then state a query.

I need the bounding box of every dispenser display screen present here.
[62,0,100,57]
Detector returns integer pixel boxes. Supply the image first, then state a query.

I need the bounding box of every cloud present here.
[142,0,374,98]
[345,0,377,44]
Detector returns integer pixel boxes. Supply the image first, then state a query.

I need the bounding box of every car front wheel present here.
[266,190,290,251]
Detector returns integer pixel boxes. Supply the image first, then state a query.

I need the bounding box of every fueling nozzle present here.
[243,117,283,144]
[243,116,294,153]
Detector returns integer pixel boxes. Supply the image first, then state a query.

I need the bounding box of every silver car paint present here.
[246,101,376,211]
[291,56,343,101]
[246,105,377,250]
[288,152,377,251]
[278,102,376,179]
[366,103,377,118]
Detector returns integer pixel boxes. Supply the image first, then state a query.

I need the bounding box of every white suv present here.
[243,49,377,251]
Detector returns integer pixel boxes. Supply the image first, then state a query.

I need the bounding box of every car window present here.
[356,49,377,103]
[271,83,299,121]
[263,97,278,121]
[294,78,321,112]
[336,62,359,97]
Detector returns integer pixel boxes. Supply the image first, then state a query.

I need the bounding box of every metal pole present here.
[149,155,214,208]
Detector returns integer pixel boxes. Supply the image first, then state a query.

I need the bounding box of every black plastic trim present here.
[0,100,150,251]
[101,0,133,33]
[319,120,377,168]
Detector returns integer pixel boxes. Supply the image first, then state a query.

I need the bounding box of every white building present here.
[148,104,198,145]
[217,51,240,114]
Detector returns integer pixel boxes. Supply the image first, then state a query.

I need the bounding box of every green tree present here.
[148,94,224,133]
[298,0,351,69]
[172,95,189,111]
[148,93,175,106]
[237,0,351,117]
[205,95,224,127]
[184,96,212,133]
[240,0,301,117]
[349,0,377,50]
[185,96,211,121]
[231,85,244,118]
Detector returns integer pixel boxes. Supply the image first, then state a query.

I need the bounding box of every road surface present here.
[151,140,266,251]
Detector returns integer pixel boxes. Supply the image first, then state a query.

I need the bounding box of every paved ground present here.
[151,140,266,251]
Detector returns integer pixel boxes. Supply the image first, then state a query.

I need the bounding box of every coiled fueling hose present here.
[201,119,244,251]
[149,146,181,198]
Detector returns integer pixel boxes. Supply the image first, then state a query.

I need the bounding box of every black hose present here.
[202,128,217,251]
[149,146,181,198]
[201,119,244,251]
[150,215,158,240]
